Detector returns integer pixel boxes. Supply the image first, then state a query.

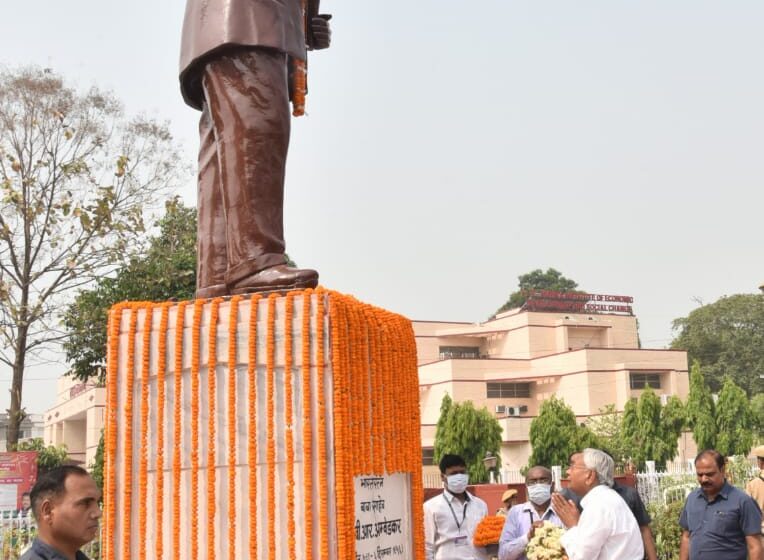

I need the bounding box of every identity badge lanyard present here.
[444,494,469,534]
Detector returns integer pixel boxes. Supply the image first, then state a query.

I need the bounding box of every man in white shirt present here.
[424,454,489,560]
[551,448,644,560]
[498,465,564,560]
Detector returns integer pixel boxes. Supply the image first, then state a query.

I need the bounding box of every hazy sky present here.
[1,1,762,414]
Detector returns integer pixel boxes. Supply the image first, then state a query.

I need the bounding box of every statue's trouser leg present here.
[199,48,290,288]
[196,106,228,296]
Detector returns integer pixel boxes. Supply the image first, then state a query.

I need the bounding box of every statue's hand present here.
[311,14,332,50]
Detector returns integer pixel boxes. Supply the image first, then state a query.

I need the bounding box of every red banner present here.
[0,452,38,511]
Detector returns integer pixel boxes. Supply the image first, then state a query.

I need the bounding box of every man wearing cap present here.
[498,466,564,560]
[746,444,764,536]
[497,489,518,515]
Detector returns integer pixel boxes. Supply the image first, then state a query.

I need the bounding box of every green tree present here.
[90,431,105,489]
[433,398,502,483]
[625,389,663,468]
[715,376,754,457]
[0,67,185,448]
[685,360,717,451]
[587,404,629,465]
[622,389,685,469]
[496,268,580,314]
[751,393,764,441]
[660,395,686,462]
[433,393,453,458]
[17,438,69,474]
[63,199,196,381]
[527,396,596,469]
[671,293,764,396]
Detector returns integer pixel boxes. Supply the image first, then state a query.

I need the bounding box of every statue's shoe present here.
[229,264,318,295]
[196,283,229,299]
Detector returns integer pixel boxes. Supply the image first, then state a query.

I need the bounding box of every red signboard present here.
[0,452,38,511]
[522,290,634,315]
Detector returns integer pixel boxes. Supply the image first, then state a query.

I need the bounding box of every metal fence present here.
[0,513,101,559]
[636,457,758,507]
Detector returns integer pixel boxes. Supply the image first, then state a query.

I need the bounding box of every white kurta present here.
[560,484,644,560]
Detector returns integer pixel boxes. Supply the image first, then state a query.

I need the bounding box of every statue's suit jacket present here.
[179,0,306,110]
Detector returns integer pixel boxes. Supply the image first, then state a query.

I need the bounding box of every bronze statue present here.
[180,0,331,297]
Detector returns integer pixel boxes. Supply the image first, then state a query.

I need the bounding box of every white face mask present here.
[446,473,469,494]
[527,483,552,505]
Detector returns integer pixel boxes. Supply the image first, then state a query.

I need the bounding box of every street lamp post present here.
[483,451,498,484]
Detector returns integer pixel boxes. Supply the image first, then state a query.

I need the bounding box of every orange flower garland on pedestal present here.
[104,303,127,560]
[247,294,262,558]
[190,299,204,560]
[284,292,297,559]
[227,296,241,560]
[206,298,222,559]
[301,289,314,559]
[120,305,139,560]
[103,289,425,560]
[266,294,277,559]
[172,301,187,558]
[155,303,170,560]
[315,288,329,559]
[138,306,152,560]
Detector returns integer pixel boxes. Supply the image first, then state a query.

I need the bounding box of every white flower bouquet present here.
[526,521,568,560]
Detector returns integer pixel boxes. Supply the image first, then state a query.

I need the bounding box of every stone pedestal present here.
[102,289,424,560]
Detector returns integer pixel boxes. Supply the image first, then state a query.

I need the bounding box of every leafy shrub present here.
[648,500,684,560]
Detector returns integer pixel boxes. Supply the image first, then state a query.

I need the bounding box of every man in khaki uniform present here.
[745,444,764,535]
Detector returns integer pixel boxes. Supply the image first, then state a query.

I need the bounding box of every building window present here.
[630,373,661,390]
[422,447,435,466]
[486,382,531,398]
[439,346,480,360]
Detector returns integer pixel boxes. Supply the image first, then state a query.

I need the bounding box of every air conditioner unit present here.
[507,405,528,416]
[495,405,507,414]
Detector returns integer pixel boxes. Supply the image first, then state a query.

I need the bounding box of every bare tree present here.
[0,67,186,449]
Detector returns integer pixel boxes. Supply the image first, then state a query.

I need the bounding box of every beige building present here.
[416,291,691,473]
[44,375,105,467]
[0,413,45,450]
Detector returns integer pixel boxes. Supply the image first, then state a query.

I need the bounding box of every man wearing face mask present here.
[497,466,564,560]
[424,454,489,560]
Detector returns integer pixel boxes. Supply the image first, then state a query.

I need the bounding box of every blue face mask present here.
[446,473,469,494]
[527,483,552,505]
